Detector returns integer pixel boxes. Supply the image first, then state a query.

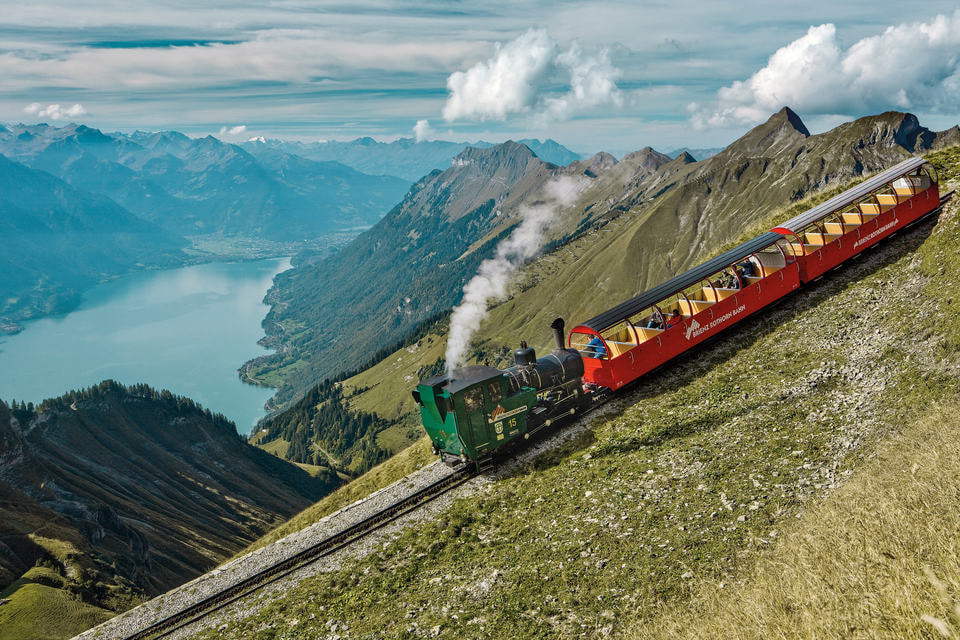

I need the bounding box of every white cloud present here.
[218,124,247,138]
[441,28,621,125]
[413,119,433,142]
[23,102,87,120]
[694,11,960,128]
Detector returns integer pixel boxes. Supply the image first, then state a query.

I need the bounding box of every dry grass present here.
[636,402,960,640]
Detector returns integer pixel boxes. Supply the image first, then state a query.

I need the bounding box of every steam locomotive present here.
[412,319,588,466]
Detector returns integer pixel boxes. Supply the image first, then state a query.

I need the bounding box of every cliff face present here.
[0,382,335,613]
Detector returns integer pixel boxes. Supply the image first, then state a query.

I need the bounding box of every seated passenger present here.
[665,310,683,329]
[737,260,756,278]
[646,310,664,330]
[586,335,607,359]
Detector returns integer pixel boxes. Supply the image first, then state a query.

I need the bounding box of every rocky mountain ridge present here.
[242,136,582,182]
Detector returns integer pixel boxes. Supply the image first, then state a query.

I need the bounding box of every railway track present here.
[122,465,476,640]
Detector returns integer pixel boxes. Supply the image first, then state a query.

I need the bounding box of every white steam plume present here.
[444,176,585,373]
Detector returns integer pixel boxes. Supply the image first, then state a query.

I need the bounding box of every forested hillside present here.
[0,382,334,640]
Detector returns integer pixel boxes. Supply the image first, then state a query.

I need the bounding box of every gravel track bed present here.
[72,459,455,640]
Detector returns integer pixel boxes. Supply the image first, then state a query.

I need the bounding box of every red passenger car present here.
[568,157,941,392]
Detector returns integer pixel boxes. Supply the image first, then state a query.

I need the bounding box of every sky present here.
[2,1,960,156]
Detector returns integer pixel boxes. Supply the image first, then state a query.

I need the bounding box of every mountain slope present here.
[0,154,187,326]
[242,136,581,182]
[248,110,957,483]
[246,141,565,404]
[200,143,960,640]
[0,382,335,639]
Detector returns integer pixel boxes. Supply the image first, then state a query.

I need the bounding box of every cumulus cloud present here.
[445,176,586,372]
[441,28,621,125]
[23,102,87,120]
[218,124,247,138]
[693,11,960,128]
[413,119,433,142]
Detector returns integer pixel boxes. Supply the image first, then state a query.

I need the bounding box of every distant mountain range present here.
[0,124,410,240]
[241,136,582,182]
[665,146,725,161]
[0,382,334,638]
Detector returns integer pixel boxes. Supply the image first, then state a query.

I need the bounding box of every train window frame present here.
[487,380,503,405]
[463,387,484,412]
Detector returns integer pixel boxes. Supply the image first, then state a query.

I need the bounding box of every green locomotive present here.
[412,319,588,466]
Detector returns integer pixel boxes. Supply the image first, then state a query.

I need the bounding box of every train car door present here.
[460,385,487,455]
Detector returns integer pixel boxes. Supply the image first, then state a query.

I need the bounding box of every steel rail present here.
[123,466,476,640]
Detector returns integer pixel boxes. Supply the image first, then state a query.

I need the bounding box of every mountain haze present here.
[0,154,187,325]
[0,124,410,241]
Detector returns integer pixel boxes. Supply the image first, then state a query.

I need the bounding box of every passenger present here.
[738,260,756,278]
[586,335,607,359]
[646,310,664,330]
[665,309,683,329]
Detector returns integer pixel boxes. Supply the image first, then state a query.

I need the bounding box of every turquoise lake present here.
[0,258,290,434]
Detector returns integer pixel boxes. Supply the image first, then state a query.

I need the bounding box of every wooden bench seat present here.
[701,287,739,302]
[804,232,843,246]
[824,221,858,234]
[876,193,900,205]
[858,202,895,215]
[637,327,664,341]
[842,212,879,224]
[606,340,636,358]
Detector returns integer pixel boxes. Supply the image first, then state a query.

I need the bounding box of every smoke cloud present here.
[444,176,586,372]
[691,11,960,128]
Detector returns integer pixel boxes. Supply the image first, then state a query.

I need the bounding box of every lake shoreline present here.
[0,257,293,434]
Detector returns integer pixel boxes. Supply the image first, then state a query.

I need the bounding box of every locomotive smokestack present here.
[551,317,566,351]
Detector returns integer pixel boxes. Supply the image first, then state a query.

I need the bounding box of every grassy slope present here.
[197,147,960,638]
[0,567,112,640]
[639,401,960,639]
